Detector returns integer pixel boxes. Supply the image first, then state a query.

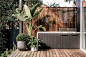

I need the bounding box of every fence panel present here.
[23,7,77,37]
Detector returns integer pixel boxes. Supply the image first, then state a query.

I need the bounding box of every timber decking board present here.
[8,49,86,57]
[8,49,18,57]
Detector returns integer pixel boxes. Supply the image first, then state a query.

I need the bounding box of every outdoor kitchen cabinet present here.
[38,33,50,49]
[61,34,70,48]
[69,34,80,48]
[38,33,60,49]
[54,34,61,49]
[38,33,80,49]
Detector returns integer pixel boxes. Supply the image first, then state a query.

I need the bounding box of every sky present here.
[43,0,73,7]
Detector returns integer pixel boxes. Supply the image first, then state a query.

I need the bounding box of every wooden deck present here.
[8,49,86,57]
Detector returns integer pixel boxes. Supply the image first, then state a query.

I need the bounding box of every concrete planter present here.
[31,47,38,51]
[17,41,26,50]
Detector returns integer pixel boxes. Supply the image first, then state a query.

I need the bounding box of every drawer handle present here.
[62,35,68,36]
[71,35,78,36]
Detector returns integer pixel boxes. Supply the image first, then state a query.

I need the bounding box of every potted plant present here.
[16,33,30,50]
[27,37,42,51]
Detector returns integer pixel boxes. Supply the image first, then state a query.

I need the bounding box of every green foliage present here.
[0,0,19,29]
[24,5,32,20]
[30,3,40,16]
[12,3,46,37]
[64,0,71,3]
[33,8,43,20]
[0,21,7,55]
[24,0,43,7]
[0,41,17,57]
[0,0,44,55]
[13,41,16,51]
[24,3,43,20]
[47,2,60,7]
[64,0,76,5]
[0,0,19,54]
[12,8,29,21]
[16,33,30,42]
[24,3,46,36]
[33,25,46,33]
[27,37,42,48]
[1,48,13,57]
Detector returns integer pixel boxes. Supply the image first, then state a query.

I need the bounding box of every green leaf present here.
[30,3,39,16]
[33,8,43,20]
[33,25,46,33]
[16,8,22,13]
[12,8,28,21]
[0,23,2,27]
[24,5,32,20]
[41,27,46,31]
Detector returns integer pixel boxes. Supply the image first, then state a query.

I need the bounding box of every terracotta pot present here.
[17,41,26,50]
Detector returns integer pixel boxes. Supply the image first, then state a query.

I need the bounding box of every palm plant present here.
[12,3,46,37]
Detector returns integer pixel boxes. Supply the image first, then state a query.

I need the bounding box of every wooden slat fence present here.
[23,7,77,37]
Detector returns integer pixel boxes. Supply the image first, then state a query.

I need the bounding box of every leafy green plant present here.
[13,41,16,51]
[47,2,60,7]
[0,41,17,57]
[24,0,43,7]
[0,21,7,55]
[1,48,9,57]
[12,3,46,37]
[1,48,13,57]
[65,0,76,5]
[0,0,19,29]
[64,0,75,4]
[16,33,30,42]
[27,37,42,48]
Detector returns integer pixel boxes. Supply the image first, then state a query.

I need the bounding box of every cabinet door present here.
[38,33,43,40]
[38,33,53,49]
[38,33,43,49]
[70,34,80,48]
[47,34,54,49]
[54,34,61,49]
[61,34,70,48]
[43,33,49,49]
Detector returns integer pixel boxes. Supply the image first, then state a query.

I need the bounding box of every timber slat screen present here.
[23,7,77,37]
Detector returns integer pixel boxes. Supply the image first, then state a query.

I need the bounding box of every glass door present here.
[82,1,86,50]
